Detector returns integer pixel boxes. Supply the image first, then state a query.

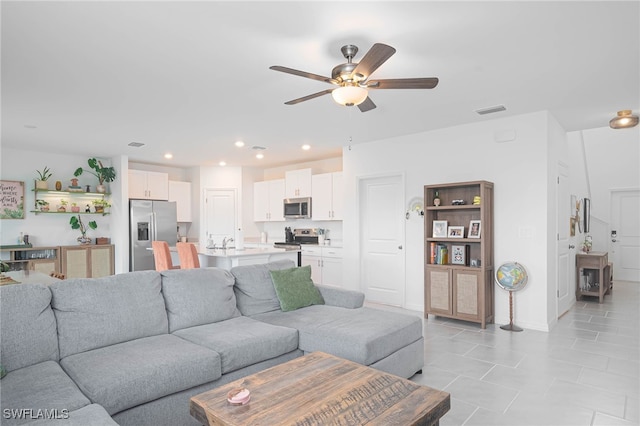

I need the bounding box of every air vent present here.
[475,105,506,115]
[252,146,266,150]
[128,142,145,147]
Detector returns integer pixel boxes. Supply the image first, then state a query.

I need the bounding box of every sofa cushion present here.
[50,271,168,358]
[0,361,90,426]
[60,334,221,415]
[173,316,298,374]
[230,259,296,316]
[252,306,423,366]
[270,265,324,312]
[24,404,117,426]
[161,267,240,332]
[0,284,59,372]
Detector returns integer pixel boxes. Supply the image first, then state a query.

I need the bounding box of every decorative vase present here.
[433,191,441,207]
[57,207,66,212]
[70,178,79,187]
[40,206,50,212]
[35,180,48,190]
[55,181,62,191]
[96,184,106,193]
[77,236,92,244]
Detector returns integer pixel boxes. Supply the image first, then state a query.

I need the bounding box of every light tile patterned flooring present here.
[370,280,639,425]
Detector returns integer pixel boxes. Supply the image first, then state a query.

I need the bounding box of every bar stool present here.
[151,241,179,271]
[176,242,200,269]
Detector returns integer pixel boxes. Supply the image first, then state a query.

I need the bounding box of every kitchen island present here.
[165,244,298,270]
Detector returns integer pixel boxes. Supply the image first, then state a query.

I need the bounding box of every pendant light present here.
[609,110,639,129]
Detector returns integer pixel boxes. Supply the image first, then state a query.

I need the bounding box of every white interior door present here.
[557,164,574,317]
[359,174,405,306]
[204,189,236,246]
[611,189,640,282]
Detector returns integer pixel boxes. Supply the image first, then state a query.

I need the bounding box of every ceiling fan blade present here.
[351,43,396,79]
[284,89,334,105]
[270,66,338,85]
[357,96,376,112]
[367,77,439,89]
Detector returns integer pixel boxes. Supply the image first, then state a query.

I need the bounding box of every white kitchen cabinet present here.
[254,179,285,222]
[129,170,169,200]
[285,168,312,198]
[169,181,192,222]
[301,246,343,287]
[311,172,343,220]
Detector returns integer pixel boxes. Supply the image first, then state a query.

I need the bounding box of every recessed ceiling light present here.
[256,153,264,159]
[235,141,245,147]
[219,161,227,166]
[128,142,145,147]
[302,144,311,151]
[164,153,173,159]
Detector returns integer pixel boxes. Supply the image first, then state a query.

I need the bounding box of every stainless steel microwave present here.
[283,197,312,219]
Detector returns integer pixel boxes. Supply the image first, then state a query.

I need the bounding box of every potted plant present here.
[36,199,50,212]
[58,199,68,212]
[71,202,80,213]
[35,167,53,190]
[92,199,111,213]
[74,158,116,193]
[70,215,97,244]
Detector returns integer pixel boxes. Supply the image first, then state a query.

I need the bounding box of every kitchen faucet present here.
[221,237,234,250]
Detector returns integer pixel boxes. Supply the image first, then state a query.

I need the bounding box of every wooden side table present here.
[576,252,611,303]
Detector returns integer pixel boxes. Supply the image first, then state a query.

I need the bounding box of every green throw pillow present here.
[270,265,324,312]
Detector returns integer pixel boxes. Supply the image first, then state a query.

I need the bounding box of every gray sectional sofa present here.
[0,260,424,426]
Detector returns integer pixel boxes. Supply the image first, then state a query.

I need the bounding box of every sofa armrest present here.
[316,285,364,309]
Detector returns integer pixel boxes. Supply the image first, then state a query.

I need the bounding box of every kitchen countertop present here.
[163,243,297,258]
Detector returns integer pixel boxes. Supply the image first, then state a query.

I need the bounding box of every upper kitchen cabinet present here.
[285,168,312,198]
[168,181,192,222]
[129,170,169,200]
[312,172,343,221]
[254,179,285,222]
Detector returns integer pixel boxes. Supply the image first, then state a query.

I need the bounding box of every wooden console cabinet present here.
[1,245,60,274]
[424,181,494,328]
[60,244,115,279]
[576,252,611,303]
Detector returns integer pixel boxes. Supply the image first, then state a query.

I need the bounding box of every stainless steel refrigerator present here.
[129,200,177,271]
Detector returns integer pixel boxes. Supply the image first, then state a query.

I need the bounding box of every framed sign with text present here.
[1,180,25,219]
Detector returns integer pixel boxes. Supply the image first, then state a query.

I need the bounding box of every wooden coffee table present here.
[190,352,450,426]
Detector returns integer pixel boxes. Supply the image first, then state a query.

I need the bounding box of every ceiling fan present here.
[270,43,439,112]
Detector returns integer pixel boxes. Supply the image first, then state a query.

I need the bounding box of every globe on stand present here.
[495,262,528,332]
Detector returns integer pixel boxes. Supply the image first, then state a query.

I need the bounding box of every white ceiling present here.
[2,1,638,169]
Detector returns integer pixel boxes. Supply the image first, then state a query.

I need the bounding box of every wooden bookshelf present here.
[424,181,494,328]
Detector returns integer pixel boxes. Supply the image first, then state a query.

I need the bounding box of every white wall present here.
[343,111,558,331]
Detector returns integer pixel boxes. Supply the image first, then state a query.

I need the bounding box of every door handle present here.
[569,244,575,249]
[398,245,403,250]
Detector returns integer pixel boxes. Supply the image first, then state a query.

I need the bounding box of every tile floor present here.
[371,280,639,425]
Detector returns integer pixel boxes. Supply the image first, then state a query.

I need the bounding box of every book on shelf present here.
[433,243,448,265]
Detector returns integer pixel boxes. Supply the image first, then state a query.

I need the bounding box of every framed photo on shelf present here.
[451,245,470,265]
[447,226,465,238]
[468,220,481,238]
[432,220,448,238]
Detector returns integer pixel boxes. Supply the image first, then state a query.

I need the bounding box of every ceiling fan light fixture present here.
[331,86,368,107]
[609,110,639,129]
